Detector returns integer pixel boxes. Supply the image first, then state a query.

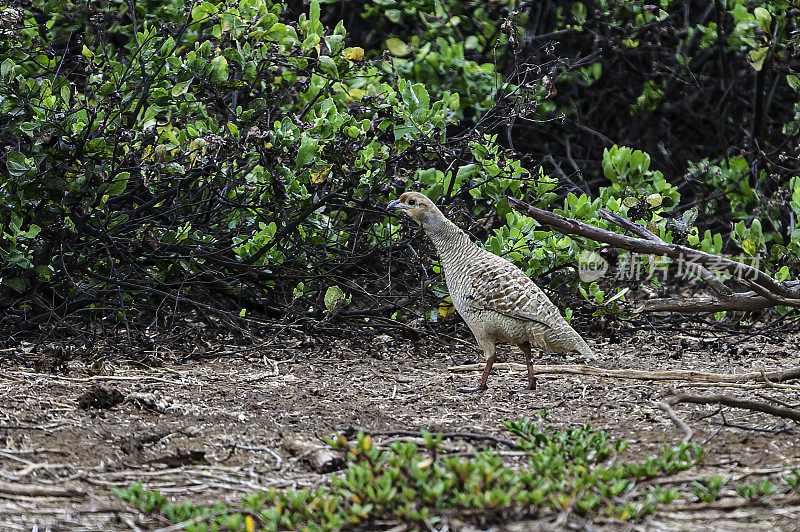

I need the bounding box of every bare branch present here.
[598,209,733,298]
[507,197,800,309]
[666,389,800,423]
[637,293,776,313]
[657,401,694,444]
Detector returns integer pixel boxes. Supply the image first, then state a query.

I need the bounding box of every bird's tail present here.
[544,323,595,357]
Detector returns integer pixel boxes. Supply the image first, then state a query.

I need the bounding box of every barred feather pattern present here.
[422,207,594,357]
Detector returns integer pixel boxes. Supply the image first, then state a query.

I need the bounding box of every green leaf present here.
[325,34,344,55]
[310,1,321,27]
[605,287,629,305]
[19,122,35,137]
[403,82,430,119]
[191,1,218,22]
[260,12,277,31]
[646,193,662,207]
[171,80,191,97]
[571,2,587,24]
[750,219,762,240]
[302,33,321,53]
[210,56,229,84]
[34,265,53,282]
[23,224,41,239]
[742,237,757,256]
[753,7,771,32]
[386,38,409,57]
[106,171,129,196]
[787,75,800,92]
[623,196,638,208]
[748,47,768,71]
[267,22,287,39]
[6,151,31,177]
[1,58,13,81]
[324,285,349,311]
[602,163,616,180]
[2,278,28,293]
[297,137,319,167]
[385,9,401,23]
[318,55,338,78]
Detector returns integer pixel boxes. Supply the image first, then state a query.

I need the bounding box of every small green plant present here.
[118,417,706,529]
[737,478,778,500]
[600,145,680,219]
[783,468,800,492]
[632,79,666,115]
[691,476,730,503]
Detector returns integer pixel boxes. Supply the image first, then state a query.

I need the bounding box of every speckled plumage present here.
[388,191,594,391]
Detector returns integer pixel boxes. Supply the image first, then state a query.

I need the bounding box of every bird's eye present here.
[408,199,416,206]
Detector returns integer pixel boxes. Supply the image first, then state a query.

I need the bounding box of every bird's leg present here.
[457,354,495,393]
[458,339,495,393]
[518,342,536,391]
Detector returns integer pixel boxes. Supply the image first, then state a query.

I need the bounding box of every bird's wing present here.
[463,253,560,328]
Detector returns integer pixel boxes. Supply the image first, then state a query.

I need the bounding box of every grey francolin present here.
[388,191,594,392]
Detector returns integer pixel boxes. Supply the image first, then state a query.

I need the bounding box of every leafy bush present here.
[359,0,522,120]
[517,0,800,279]
[2,0,799,343]
[0,0,513,338]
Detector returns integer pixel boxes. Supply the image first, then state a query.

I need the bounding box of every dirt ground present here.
[1,321,799,531]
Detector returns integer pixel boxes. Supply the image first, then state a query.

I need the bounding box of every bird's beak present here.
[387,199,407,211]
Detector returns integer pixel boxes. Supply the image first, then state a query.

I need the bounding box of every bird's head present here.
[387,191,443,227]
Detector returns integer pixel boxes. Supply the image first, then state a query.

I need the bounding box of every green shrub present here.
[116,417,707,529]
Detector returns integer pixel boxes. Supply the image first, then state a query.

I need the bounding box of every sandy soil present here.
[1,322,799,530]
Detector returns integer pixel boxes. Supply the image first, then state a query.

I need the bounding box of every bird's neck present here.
[420,212,478,265]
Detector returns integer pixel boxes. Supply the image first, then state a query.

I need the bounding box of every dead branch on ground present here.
[448,363,800,384]
[0,481,85,498]
[665,388,800,423]
[657,401,695,444]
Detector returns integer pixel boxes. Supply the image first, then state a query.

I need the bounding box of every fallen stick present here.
[0,481,85,498]
[0,370,184,386]
[447,363,800,384]
[666,390,800,422]
[283,436,343,473]
[657,401,694,444]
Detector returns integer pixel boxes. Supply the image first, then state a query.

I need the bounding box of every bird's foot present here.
[457,384,488,393]
[513,380,537,393]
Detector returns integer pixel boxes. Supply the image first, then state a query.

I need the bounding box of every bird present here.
[388,191,594,392]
